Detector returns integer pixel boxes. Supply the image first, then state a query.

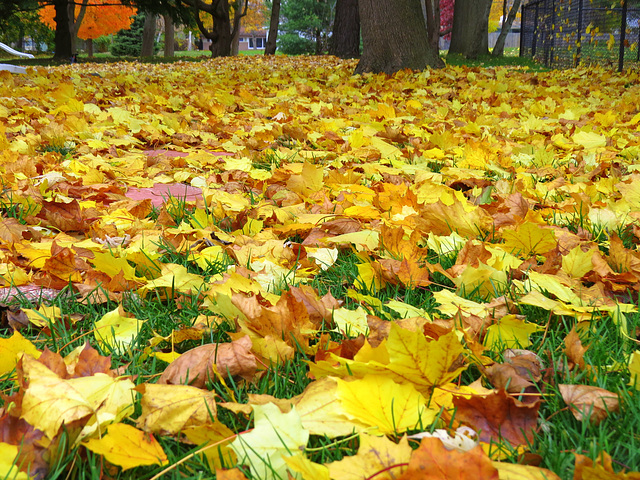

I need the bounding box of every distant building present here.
[201,27,267,52]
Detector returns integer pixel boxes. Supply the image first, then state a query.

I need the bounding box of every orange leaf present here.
[397,437,499,480]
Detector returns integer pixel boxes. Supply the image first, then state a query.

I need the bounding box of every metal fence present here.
[520,0,640,71]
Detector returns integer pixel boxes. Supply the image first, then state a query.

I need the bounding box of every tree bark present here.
[355,0,443,75]
[53,0,73,60]
[492,0,522,56]
[424,0,440,52]
[329,0,360,58]
[71,0,90,55]
[87,38,93,58]
[264,0,280,55]
[230,0,248,56]
[164,15,175,57]
[449,0,492,58]
[141,13,156,56]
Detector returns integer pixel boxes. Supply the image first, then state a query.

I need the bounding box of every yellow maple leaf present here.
[20,355,135,441]
[0,331,41,377]
[326,433,411,480]
[484,315,543,350]
[284,453,330,480]
[386,324,467,391]
[230,403,309,480]
[336,375,433,434]
[136,383,218,435]
[502,222,557,257]
[332,306,369,337]
[94,305,144,353]
[0,443,29,480]
[83,423,167,471]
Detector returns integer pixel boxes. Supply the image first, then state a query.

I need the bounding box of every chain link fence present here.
[520,0,640,71]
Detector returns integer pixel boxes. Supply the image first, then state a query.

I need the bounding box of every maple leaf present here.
[336,375,433,435]
[453,389,540,446]
[559,384,619,425]
[158,335,258,387]
[83,423,167,471]
[0,331,40,377]
[397,437,499,480]
[230,403,309,480]
[326,433,411,480]
[136,383,217,436]
[18,354,135,442]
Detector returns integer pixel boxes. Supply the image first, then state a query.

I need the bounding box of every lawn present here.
[1,55,640,480]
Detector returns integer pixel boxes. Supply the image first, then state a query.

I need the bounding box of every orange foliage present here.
[39,0,136,40]
[241,1,268,33]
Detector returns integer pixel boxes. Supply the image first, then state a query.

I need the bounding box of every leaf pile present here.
[1,56,640,479]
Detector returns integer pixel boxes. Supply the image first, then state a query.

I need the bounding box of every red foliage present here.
[440,0,455,39]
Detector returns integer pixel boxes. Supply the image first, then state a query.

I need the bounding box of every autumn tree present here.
[356,0,443,75]
[449,0,492,58]
[231,1,267,55]
[329,0,359,59]
[39,0,136,58]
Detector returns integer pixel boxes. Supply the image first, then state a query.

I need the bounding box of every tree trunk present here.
[424,0,440,52]
[492,0,522,56]
[71,0,90,55]
[449,0,492,58]
[87,38,93,58]
[17,25,24,51]
[355,0,443,75]
[264,0,280,55]
[53,0,73,60]
[164,15,175,57]
[141,14,156,56]
[329,0,360,58]
[230,0,248,56]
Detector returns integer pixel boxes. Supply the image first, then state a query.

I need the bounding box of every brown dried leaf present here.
[564,327,588,371]
[559,384,619,425]
[453,389,540,446]
[158,335,257,387]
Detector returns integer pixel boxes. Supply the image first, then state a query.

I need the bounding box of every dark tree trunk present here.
[87,38,93,58]
[71,0,89,55]
[17,25,24,51]
[141,13,156,56]
[449,0,492,58]
[492,0,522,56]
[424,0,440,52]
[355,0,443,75]
[329,0,360,58]
[53,0,73,60]
[164,15,175,57]
[230,0,248,56]
[264,0,280,55]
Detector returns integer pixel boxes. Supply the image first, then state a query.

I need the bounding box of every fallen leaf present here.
[136,383,217,435]
[492,461,561,480]
[453,389,540,446]
[397,437,499,479]
[336,375,433,434]
[230,403,309,480]
[83,423,167,471]
[326,433,411,480]
[559,384,619,425]
[158,335,258,387]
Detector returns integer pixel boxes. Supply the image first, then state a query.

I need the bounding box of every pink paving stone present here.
[143,149,234,157]
[126,149,236,207]
[126,183,203,207]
